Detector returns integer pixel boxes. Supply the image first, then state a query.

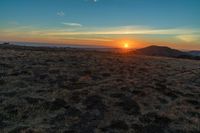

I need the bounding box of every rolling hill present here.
[134,45,200,60]
[134,45,188,57]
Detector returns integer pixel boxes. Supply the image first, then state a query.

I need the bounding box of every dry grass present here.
[0,46,200,133]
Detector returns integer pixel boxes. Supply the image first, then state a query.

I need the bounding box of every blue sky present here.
[0,0,200,49]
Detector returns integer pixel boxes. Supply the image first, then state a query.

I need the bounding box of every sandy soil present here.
[0,45,200,133]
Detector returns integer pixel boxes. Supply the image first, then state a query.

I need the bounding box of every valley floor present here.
[0,45,200,133]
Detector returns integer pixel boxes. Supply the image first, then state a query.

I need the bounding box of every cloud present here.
[44,26,200,36]
[61,37,113,42]
[57,11,65,17]
[176,35,200,42]
[2,24,200,45]
[85,0,99,3]
[9,21,19,25]
[62,22,82,27]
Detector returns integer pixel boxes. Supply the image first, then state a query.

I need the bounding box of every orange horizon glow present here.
[1,24,200,50]
[1,36,200,50]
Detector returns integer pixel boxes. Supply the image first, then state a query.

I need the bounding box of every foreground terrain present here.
[0,45,200,133]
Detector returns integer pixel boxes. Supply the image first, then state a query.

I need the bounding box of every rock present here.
[102,120,129,131]
[63,130,76,133]
[69,111,102,133]
[44,98,68,111]
[83,95,105,111]
[131,124,143,131]
[65,106,81,117]
[9,126,29,133]
[186,111,200,118]
[116,96,140,115]
[0,63,12,68]
[0,91,16,97]
[39,74,48,80]
[138,124,167,133]
[24,97,45,104]
[0,79,5,85]
[4,104,18,115]
[69,92,81,103]
[68,77,78,83]
[131,90,143,95]
[0,120,8,128]
[139,112,171,128]
[186,99,200,106]
[79,70,92,76]
[158,97,168,104]
[102,72,111,77]
[109,93,125,98]
[50,113,66,126]
[165,92,178,100]
[109,120,129,130]
[131,124,168,133]
[0,113,8,121]
[69,82,89,90]
[14,81,27,88]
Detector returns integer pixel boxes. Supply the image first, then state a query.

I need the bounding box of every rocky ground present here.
[0,45,200,133]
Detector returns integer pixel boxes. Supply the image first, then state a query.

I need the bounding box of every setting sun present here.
[124,43,129,48]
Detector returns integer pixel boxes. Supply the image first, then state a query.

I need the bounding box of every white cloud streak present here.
[44,26,200,36]
[62,22,82,27]
[85,0,99,3]
[176,35,200,42]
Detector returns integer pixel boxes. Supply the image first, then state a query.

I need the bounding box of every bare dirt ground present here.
[0,45,200,133]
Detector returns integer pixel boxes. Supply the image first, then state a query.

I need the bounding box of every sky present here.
[0,0,200,49]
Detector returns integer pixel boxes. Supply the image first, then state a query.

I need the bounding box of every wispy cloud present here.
[8,21,19,25]
[85,0,99,3]
[62,22,82,27]
[176,35,200,42]
[2,25,200,36]
[44,26,200,36]
[60,37,112,42]
[57,11,65,17]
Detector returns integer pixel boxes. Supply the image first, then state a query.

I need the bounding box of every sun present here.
[124,43,129,48]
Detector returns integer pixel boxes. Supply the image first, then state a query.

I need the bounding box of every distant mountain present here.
[134,45,188,58]
[188,51,200,56]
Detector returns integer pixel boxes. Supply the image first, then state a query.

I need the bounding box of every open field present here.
[0,45,200,133]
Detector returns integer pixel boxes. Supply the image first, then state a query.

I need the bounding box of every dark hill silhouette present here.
[188,51,200,56]
[1,43,200,60]
[134,45,189,58]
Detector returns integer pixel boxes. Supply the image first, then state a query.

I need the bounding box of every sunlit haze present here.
[0,0,200,50]
[124,43,129,49]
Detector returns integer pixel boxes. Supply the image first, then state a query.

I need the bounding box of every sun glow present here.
[124,43,129,48]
